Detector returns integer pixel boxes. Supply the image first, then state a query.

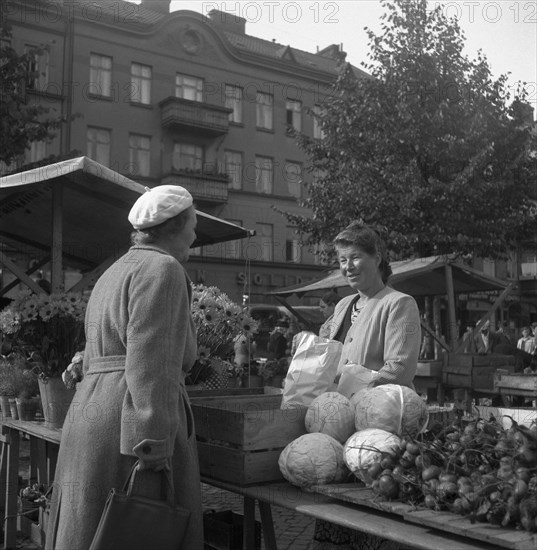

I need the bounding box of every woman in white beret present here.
[46,186,203,550]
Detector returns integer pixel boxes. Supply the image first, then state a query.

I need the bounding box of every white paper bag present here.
[337,363,379,399]
[281,332,343,409]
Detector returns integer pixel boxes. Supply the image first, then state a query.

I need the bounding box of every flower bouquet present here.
[186,285,258,388]
[0,290,88,381]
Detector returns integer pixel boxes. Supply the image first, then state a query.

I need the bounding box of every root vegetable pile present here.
[362,413,537,533]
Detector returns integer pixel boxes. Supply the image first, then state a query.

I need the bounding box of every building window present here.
[173,143,203,171]
[284,161,302,198]
[286,100,301,133]
[256,92,273,130]
[25,45,49,91]
[26,141,46,164]
[225,219,242,259]
[89,53,112,97]
[131,63,151,104]
[482,258,496,277]
[129,134,151,177]
[224,84,242,123]
[312,105,324,139]
[286,233,301,263]
[87,127,111,166]
[256,223,273,261]
[224,150,243,190]
[175,74,203,101]
[255,156,273,194]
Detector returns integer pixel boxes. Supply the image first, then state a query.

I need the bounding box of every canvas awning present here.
[270,256,508,297]
[0,156,254,293]
[270,255,513,349]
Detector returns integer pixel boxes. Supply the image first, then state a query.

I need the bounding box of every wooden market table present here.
[0,419,61,549]
[1,419,536,550]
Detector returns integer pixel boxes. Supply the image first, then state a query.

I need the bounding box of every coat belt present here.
[86,355,126,374]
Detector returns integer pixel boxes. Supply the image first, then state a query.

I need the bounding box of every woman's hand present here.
[136,457,171,472]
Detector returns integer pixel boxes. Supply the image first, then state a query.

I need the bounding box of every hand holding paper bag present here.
[337,363,379,399]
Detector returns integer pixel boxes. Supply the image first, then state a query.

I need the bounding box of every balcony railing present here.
[162,170,229,203]
[159,97,232,135]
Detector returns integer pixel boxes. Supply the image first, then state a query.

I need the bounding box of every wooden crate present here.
[191,394,306,485]
[494,372,537,398]
[443,354,515,391]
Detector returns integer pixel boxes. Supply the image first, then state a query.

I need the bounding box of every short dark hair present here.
[130,207,192,245]
[334,222,392,283]
[321,290,340,306]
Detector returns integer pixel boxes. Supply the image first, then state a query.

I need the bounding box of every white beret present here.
[128,185,193,229]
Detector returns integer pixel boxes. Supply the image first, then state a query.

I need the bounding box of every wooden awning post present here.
[444,264,458,350]
[51,181,64,293]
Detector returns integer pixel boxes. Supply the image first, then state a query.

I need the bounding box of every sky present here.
[161,0,537,117]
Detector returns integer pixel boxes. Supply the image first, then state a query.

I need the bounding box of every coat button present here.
[142,445,151,454]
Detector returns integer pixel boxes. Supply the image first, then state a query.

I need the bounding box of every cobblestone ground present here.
[202,483,315,550]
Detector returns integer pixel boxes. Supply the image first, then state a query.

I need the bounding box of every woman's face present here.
[175,207,197,262]
[337,244,383,295]
[319,300,335,319]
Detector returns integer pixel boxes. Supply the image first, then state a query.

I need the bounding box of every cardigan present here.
[328,286,421,388]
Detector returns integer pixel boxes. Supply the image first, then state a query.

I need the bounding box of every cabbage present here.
[351,384,428,437]
[305,392,356,444]
[278,433,349,488]
[343,428,401,482]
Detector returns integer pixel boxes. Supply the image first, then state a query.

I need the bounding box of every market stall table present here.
[1,419,535,550]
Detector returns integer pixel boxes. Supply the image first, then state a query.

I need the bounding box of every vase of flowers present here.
[0,290,88,427]
[186,285,258,390]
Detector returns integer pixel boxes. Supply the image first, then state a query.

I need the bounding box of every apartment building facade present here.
[4,0,359,304]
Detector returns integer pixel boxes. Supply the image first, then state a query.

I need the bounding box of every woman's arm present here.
[375,295,421,387]
[121,256,191,462]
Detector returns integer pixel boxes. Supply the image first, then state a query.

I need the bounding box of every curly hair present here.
[334,222,392,284]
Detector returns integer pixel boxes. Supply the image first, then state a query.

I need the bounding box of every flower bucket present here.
[16,397,40,421]
[0,395,12,418]
[38,377,75,429]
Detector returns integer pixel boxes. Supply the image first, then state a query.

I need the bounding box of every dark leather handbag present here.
[89,462,190,550]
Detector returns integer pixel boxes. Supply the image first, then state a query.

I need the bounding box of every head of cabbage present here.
[343,428,401,482]
[351,384,428,437]
[305,391,356,444]
[278,433,350,488]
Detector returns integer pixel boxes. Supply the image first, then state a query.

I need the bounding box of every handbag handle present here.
[122,461,176,507]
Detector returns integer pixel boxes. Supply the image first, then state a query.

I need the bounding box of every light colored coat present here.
[328,287,421,387]
[46,245,202,550]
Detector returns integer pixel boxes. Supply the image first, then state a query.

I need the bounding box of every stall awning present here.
[270,255,508,297]
[0,156,253,269]
[0,157,254,293]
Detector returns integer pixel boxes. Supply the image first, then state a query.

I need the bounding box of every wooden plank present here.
[311,483,416,517]
[495,374,537,392]
[1,419,61,445]
[404,509,537,550]
[196,442,284,485]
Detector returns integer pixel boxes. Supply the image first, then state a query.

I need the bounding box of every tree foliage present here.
[0,17,63,166]
[284,0,537,260]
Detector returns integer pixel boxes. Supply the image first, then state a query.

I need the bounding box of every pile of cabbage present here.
[278,385,428,488]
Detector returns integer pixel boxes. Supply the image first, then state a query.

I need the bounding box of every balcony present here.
[162,170,229,204]
[159,97,232,136]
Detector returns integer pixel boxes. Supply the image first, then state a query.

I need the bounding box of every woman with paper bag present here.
[311,222,421,550]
